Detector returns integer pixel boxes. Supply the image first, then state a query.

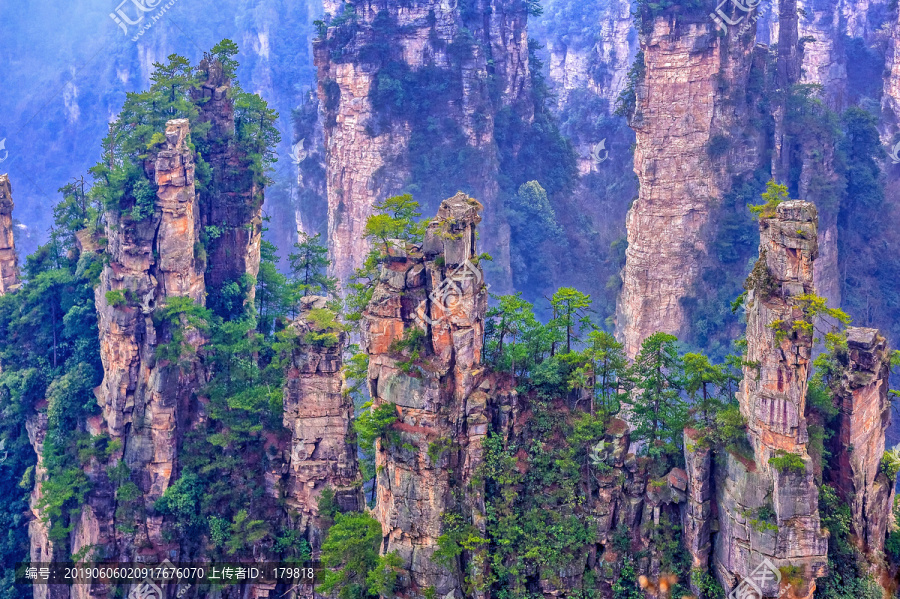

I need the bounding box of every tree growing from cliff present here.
[289,232,336,299]
[749,180,790,220]
[363,193,424,254]
[485,293,545,376]
[318,511,402,599]
[682,352,733,429]
[569,330,630,417]
[628,332,687,458]
[549,287,593,353]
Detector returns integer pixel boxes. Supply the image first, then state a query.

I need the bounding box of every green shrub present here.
[105,290,127,307]
[769,450,806,474]
[880,447,900,480]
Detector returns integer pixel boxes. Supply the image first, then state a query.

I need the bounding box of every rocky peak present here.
[361,192,514,596]
[86,117,207,563]
[280,294,361,551]
[715,200,827,599]
[0,174,20,294]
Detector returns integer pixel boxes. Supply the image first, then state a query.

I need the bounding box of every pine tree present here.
[549,287,593,353]
[289,232,336,299]
[628,332,687,458]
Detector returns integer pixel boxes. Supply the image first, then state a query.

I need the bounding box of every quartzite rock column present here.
[831,327,894,555]
[362,193,514,596]
[92,118,206,560]
[617,11,759,357]
[281,295,361,552]
[0,174,20,294]
[314,1,531,287]
[714,201,827,599]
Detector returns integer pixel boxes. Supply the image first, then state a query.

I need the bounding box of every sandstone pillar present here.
[831,327,894,555]
[282,295,360,551]
[361,193,511,596]
[617,13,759,357]
[714,201,827,599]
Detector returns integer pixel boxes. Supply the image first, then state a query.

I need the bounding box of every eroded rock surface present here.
[0,174,19,294]
[361,193,517,595]
[617,15,759,357]
[281,295,361,551]
[192,59,263,306]
[92,118,207,560]
[831,327,894,555]
[314,1,531,286]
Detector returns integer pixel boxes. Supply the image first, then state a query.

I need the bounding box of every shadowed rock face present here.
[831,327,894,555]
[616,14,759,358]
[0,174,19,294]
[281,295,361,552]
[314,1,531,287]
[715,201,827,599]
[192,60,263,308]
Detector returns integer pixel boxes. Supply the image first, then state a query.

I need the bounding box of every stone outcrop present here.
[281,295,361,551]
[0,174,19,294]
[91,118,207,560]
[361,193,516,595]
[714,201,827,599]
[192,59,263,306]
[314,0,531,286]
[617,13,760,357]
[830,327,894,555]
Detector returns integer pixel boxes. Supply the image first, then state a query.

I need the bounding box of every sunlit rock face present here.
[831,327,894,555]
[714,201,827,599]
[361,193,517,596]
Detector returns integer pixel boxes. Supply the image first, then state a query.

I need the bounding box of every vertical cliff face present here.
[885,7,900,135]
[314,0,531,285]
[830,327,894,555]
[541,0,637,112]
[88,118,207,561]
[0,175,19,294]
[361,193,514,596]
[617,15,759,357]
[797,0,847,111]
[193,60,263,307]
[281,295,360,550]
[715,201,827,598]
